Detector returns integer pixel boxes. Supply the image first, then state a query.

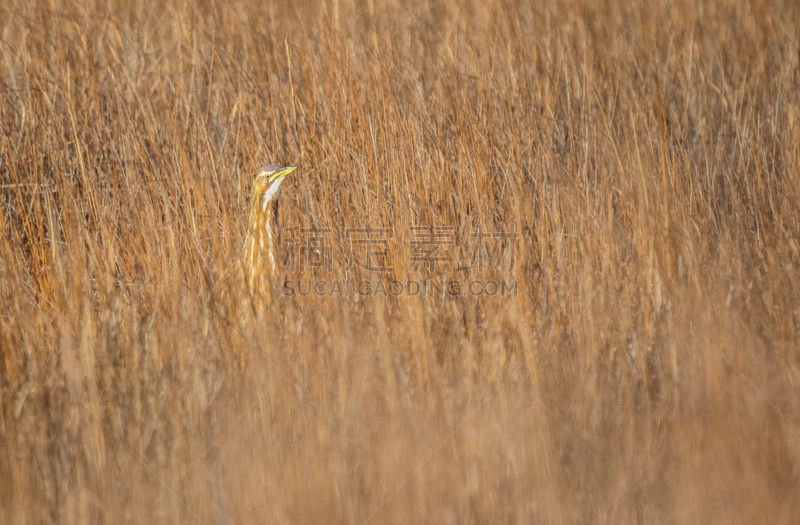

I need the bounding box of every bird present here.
[240,164,297,304]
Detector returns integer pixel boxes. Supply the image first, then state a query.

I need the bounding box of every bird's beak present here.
[269,165,297,182]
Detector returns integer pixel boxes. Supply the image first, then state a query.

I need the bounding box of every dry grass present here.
[2,0,800,523]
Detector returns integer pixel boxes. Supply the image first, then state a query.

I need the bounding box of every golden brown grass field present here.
[2,0,800,523]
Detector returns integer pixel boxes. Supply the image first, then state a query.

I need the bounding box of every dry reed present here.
[1,0,799,523]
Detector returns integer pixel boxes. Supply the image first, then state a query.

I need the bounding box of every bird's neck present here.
[243,198,281,280]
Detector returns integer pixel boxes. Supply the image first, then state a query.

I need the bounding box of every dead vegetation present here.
[1,0,799,523]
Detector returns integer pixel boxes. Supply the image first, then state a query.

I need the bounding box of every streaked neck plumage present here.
[243,191,280,272]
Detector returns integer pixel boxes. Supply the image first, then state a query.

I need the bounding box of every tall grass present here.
[1,0,799,522]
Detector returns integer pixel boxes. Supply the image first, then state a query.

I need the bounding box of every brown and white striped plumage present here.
[240,165,296,303]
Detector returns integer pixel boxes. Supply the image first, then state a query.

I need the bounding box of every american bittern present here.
[240,164,297,303]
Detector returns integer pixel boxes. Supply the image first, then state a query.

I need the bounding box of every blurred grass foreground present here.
[1,0,800,523]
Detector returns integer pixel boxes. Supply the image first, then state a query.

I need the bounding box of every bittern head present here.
[251,165,297,210]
